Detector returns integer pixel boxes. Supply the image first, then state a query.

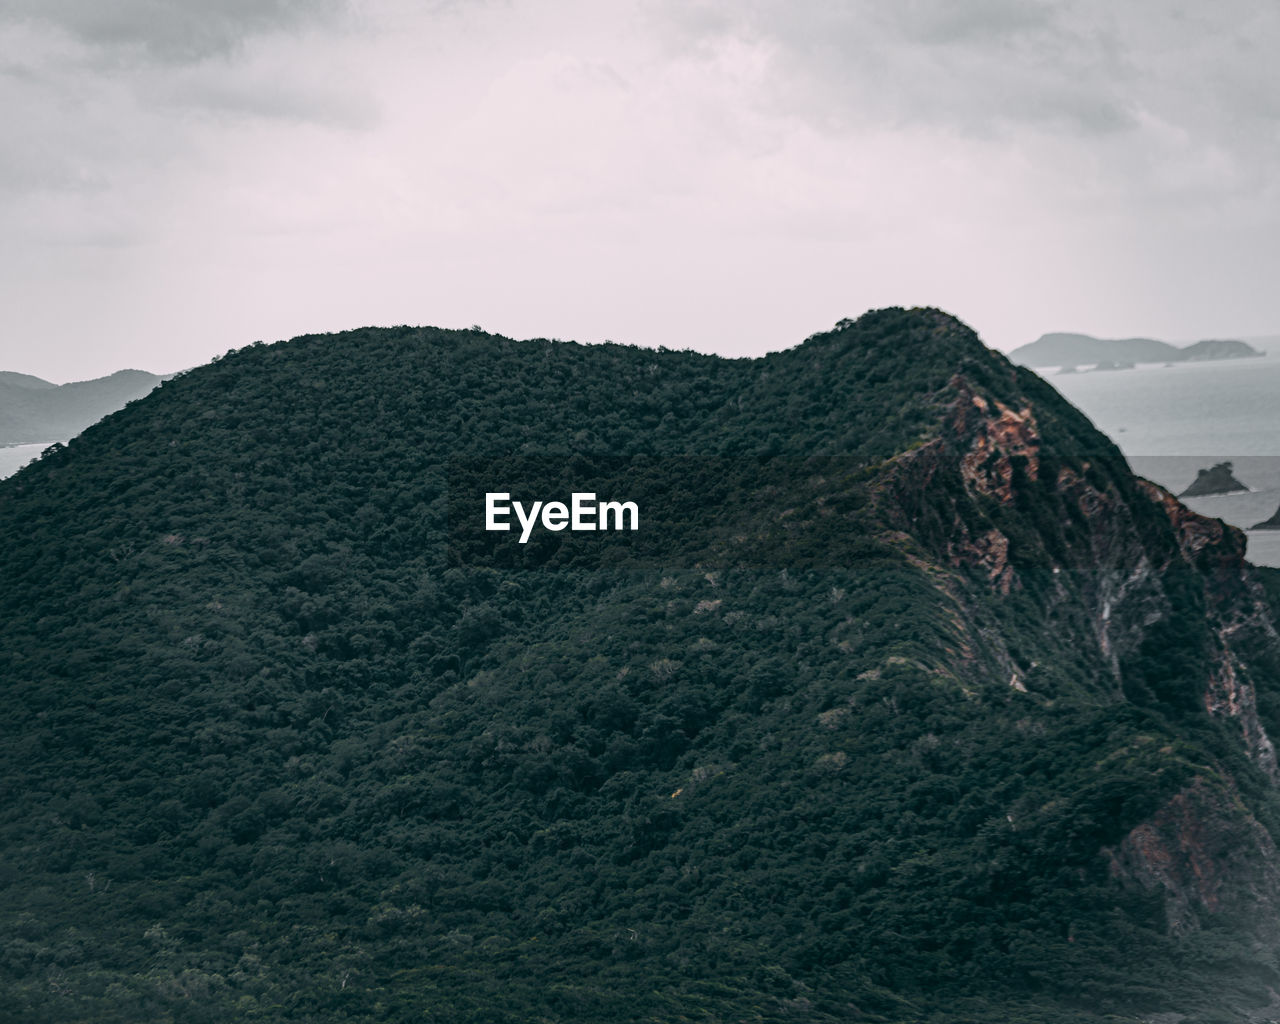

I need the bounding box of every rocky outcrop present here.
[1105,777,1280,939]
[1205,653,1279,782]
[897,375,1280,796]
[1130,478,1280,781]
[950,378,1041,505]
[948,525,1014,594]
[1049,465,1168,675]
[1137,478,1250,591]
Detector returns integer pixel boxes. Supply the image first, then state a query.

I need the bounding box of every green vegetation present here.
[2,308,1279,1022]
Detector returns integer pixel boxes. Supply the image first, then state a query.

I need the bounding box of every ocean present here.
[0,442,59,480]
[1044,351,1280,568]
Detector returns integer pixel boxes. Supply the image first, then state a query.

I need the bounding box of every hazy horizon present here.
[4,324,1278,387]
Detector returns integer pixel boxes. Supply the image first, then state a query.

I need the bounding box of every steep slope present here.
[0,368,163,444]
[2,309,1280,1023]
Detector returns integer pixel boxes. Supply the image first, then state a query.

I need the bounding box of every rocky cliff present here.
[882,347,1280,954]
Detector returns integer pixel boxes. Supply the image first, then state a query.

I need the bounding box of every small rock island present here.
[1179,461,1249,497]
[1253,504,1280,530]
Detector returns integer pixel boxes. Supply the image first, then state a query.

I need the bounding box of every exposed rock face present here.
[1180,462,1249,498]
[1137,478,1251,594]
[884,367,1280,944]
[1133,478,1280,782]
[1205,653,1280,782]
[949,525,1014,594]
[1105,777,1280,939]
[957,397,1041,504]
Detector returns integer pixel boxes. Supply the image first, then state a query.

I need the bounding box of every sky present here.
[1,0,1278,382]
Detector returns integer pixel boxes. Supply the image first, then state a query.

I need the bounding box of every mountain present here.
[0,371,57,391]
[3,309,1280,1023]
[0,368,163,444]
[1010,332,1263,368]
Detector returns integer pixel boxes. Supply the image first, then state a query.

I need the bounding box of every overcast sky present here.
[2,0,1277,381]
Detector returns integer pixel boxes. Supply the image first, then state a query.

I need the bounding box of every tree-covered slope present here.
[2,308,1280,1023]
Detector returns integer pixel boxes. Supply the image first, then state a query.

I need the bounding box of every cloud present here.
[646,0,1280,223]
[657,0,1280,146]
[889,0,1057,45]
[0,0,378,211]
[0,0,348,62]
[150,40,380,128]
[651,0,1134,137]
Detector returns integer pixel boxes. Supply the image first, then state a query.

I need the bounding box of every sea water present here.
[0,442,58,480]
[1042,351,1280,568]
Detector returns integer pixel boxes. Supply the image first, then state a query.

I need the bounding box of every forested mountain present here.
[3,308,1280,1023]
[0,368,162,444]
[1010,331,1263,367]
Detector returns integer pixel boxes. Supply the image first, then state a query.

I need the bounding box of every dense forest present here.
[3,308,1280,1022]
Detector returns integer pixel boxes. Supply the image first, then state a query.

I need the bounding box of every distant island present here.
[0,369,163,446]
[1254,505,1280,530]
[1179,461,1249,497]
[1010,331,1264,368]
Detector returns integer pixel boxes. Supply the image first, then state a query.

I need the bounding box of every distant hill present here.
[0,369,163,444]
[0,371,57,391]
[1010,332,1263,368]
[1180,339,1265,361]
[5,310,1280,1022]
